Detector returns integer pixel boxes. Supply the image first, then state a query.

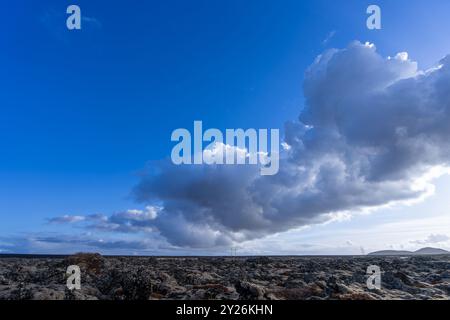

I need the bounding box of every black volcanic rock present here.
[1,253,449,300]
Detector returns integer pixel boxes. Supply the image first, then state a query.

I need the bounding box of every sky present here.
[1,0,450,255]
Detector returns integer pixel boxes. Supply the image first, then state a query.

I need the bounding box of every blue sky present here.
[1,1,450,254]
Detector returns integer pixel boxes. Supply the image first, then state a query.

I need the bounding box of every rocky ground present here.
[0,253,449,300]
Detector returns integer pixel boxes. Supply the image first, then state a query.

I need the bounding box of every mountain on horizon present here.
[368,247,449,256]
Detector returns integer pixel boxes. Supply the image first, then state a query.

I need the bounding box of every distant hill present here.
[368,250,413,256]
[414,247,449,255]
[368,247,449,256]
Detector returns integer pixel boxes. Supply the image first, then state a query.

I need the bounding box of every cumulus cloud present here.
[50,206,160,234]
[48,215,86,224]
[49,41,450,249]
[91,206,160,233]
[411,234,450,245]
[36,235,154,250]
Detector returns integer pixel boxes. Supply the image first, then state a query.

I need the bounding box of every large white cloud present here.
[54,41,450,248]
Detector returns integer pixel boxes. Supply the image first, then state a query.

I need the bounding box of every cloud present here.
[322,30,336,46]
[48,215,86,224]
[345,240,354,246]
[81,16,102,28]
[49,41,450,249]
[411,234,450,245]
[40,8,102,44]
[49,206,160,234]
[0,232,168,255]
[35,235,153,250]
